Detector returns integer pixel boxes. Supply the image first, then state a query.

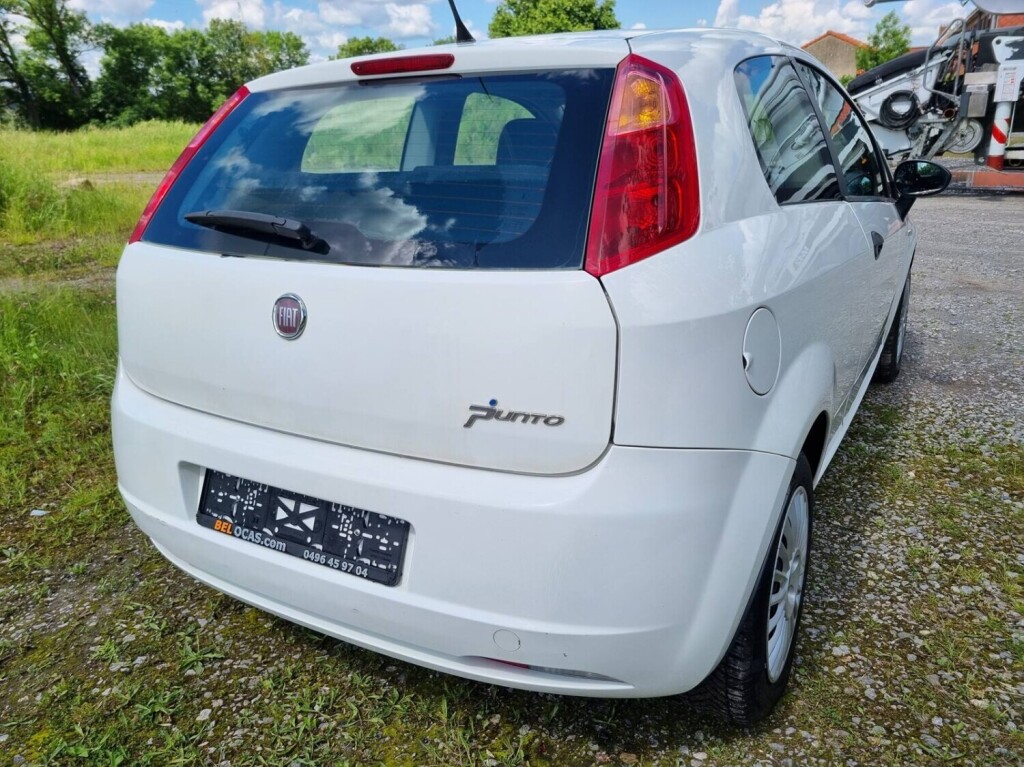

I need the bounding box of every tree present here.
[331,36,401,59]
[92,23,170,125]
[432,35,456,46]
[203,20,308,105]
[149,21,308,125]
[252,29,308,74]
[20,0,91,101]
[489,0,619,38]
[0,4,40,126]
[0,0,92,128]
[856,11,911,72]
[204,18,255,98]
[4,8,310,129]
[156,28,219,123]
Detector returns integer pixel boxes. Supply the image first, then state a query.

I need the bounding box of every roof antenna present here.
[446,0,476,43]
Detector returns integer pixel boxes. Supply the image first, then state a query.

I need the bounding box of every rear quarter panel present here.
[602,206,862,463]
[606,32,873,464]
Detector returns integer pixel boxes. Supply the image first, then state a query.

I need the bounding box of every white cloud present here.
[143,17,186,31]
[269,2,355,54]
[317,0,443,38]
[315,30,349,49]
[438,17,487,41]
[714,0,739,28]
[385,3,435,37]
[67,0,154,18]
[901,1,964,45]
[712,0,964,47]
[198,0,267,28]
[318,0,362,27]
[631,22,647,30]
[713,0,871,45]
[272,3,325,34]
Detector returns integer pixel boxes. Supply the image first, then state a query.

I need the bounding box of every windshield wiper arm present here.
[185,210,328,253]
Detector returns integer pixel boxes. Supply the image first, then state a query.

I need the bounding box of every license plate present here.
[196,470,409,586]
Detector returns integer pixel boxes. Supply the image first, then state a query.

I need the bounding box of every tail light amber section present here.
[585,55,699,277]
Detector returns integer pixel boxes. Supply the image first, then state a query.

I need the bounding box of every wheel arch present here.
[752,340,835,472]
[801,411,830,483]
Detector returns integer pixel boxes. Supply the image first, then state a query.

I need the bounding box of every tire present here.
[691,454,813,726]
[873,273,910,384]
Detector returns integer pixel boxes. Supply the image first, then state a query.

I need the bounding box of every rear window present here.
[143,71,614,269]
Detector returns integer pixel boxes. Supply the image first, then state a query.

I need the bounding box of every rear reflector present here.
[351,54,455,76]
[485,658,530,669]
[129,86,250,244]
[480,657,620,682]
[585,54,699,277]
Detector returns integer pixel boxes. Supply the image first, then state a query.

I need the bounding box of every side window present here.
[797,63,887,198]
[302,95,414,172]
[734,56,840,205]
[454,94,533,165]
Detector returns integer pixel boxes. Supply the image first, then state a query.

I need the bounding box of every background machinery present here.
[852,0,1024,169]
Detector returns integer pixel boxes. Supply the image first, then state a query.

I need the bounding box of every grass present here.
[0,290,118,530]
[0,121,197,276]
[1,126,1022,766]
[0,121,199,176]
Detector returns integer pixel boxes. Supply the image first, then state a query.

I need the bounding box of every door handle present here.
[871,231,885,260]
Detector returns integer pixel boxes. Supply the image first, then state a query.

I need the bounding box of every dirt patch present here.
[0,265,114,294]
[55,171,165,189]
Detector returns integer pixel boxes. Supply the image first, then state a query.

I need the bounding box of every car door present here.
[733,55,878,415]
[796,62,913,373]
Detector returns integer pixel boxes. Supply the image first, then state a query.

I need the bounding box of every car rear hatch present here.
[118,43,633,475]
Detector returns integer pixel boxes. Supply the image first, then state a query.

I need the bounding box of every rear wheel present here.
[874,273,910,384]
[692,454,813,726]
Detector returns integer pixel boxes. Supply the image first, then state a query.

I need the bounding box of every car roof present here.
[250,27,803,92]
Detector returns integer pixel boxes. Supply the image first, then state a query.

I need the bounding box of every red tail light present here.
[129,86,251,244]
[585,55,699,277]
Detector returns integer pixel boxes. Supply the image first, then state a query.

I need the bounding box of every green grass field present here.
[0,124,1021,766]
[0,122,198,176]
[0,121,197,279]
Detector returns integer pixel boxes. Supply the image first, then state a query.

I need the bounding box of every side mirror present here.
[894,160,952,217]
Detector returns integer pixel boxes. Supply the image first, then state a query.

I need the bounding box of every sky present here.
[65,0,973,62]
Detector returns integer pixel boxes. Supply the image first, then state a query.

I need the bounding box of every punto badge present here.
[273,294,307,339]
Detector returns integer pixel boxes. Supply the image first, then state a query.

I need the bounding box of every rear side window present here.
[796,63,887,198]
[302,97,414,172]
[143,71,613,269]
[734,57,840,205]
[454,94,532,165]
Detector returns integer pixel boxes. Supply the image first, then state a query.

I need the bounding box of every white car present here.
[112,28,949,724]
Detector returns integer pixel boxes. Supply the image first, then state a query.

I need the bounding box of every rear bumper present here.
[112,366,793,697]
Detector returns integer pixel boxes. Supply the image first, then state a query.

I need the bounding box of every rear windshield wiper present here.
[185,210,329,254]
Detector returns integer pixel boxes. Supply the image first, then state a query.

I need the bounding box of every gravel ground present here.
[789,194,1024,765]
[898,195,1023,443]
[1,195,1022,766]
